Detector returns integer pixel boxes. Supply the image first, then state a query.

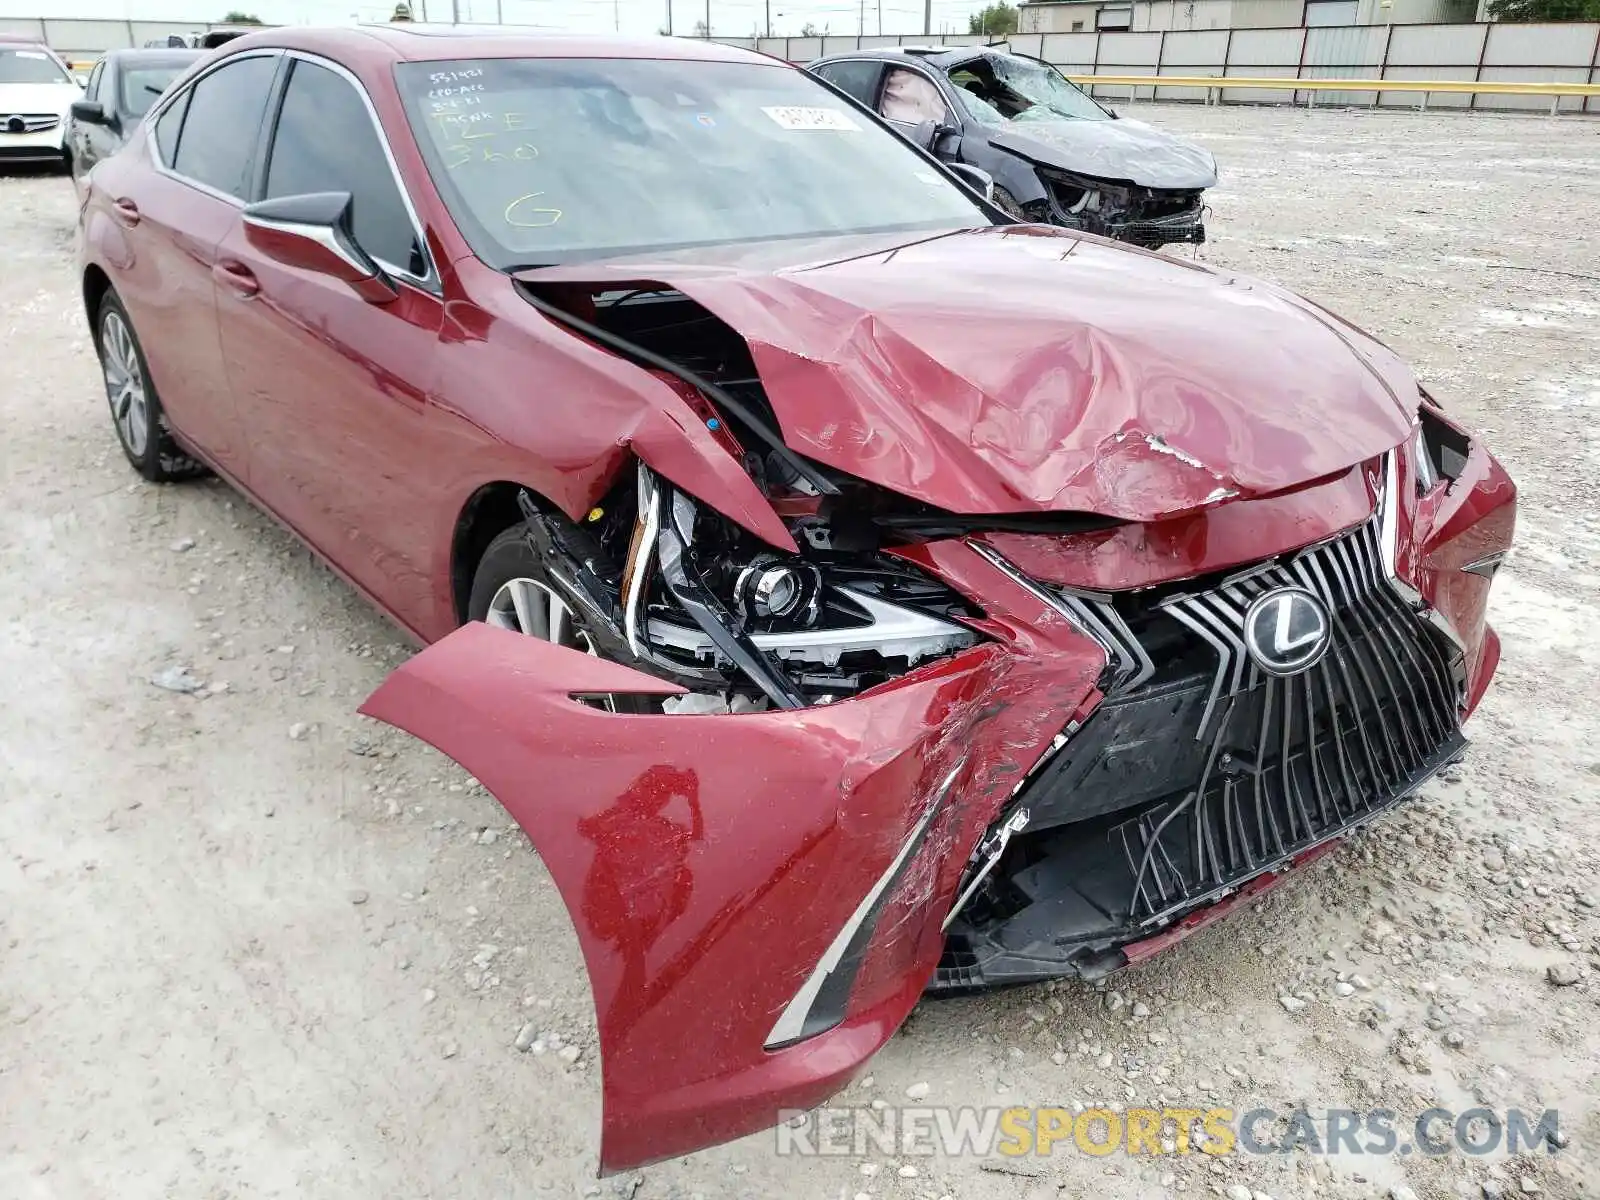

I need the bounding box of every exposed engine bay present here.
[1034,166,1206,248]
[513,280,1133,712]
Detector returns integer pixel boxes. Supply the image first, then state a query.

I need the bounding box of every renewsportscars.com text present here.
[775,1105,1564,1159]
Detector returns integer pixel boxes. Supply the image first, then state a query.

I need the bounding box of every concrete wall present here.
[1016,0,1476,33]
[0,16,234,55]
[756,20,1600,113]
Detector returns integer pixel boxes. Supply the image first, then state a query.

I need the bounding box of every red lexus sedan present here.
[78,25,1515,1173]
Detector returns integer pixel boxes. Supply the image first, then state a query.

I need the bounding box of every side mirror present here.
[70,99,110,126]
[911,117,959,156]
[946,162,995,205]
[241,191,397,304]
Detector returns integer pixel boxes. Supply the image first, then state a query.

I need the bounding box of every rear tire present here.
[94,291,207,483]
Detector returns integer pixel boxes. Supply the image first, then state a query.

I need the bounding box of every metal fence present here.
[723,22,1600,113]
[0,16,237,55]
[6,15,1597,114]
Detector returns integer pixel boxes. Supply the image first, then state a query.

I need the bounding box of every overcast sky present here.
[0,0,992,38]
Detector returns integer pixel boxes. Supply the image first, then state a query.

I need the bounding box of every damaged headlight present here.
[1413,393,1471,493]
[624,465,982,710]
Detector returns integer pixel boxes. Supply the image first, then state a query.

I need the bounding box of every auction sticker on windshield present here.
[762,105,860,131]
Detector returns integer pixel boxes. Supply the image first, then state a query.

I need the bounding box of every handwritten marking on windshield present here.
[504,193,562,228]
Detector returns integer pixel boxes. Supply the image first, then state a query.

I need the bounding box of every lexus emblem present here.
[1243,586,1331,676]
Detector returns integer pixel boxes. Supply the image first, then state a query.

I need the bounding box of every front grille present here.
[931,491,1466,991]
[1112,219,1205,248]
[1,114,60,134]
[1115,517,1463,922]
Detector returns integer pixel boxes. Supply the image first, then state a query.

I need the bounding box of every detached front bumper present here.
[361,612,1104,1172]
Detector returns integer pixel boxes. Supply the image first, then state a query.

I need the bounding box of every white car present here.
[0,37,83,168]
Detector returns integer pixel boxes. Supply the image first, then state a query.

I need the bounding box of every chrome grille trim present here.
[1,114,61,133]
[1121,510,1465,926]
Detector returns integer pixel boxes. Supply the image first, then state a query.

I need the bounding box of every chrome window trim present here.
[279,49,437,290]
[146,47,283,209]
[143,46,437,292]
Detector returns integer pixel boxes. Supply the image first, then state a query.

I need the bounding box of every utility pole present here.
[876,0,881,34]
[665,0,672,34]
[858,0,864,36]
[704,0,710,36]
[450,0,459,24]
[923,0,931,35]
[765,0,771,37]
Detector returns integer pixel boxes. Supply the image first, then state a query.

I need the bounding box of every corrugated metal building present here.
[1017,0,1477,33]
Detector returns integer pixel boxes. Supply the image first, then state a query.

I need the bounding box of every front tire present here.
[992,185,1029,221]
[94,291,205,482]
[467,521,650,713]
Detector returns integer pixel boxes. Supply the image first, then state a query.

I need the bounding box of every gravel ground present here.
[2,104,1598,1200]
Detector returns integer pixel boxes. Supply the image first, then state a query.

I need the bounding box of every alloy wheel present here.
[100,311,149,458]
[486,577,615,710]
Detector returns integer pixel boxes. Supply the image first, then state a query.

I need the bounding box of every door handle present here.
[213,259,260,299]
[111,196,140,227]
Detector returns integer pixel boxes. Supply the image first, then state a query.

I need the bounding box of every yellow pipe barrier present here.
[1065,73,1600,96]
[1064,73,1600,114]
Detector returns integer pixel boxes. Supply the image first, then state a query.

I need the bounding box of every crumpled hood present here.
[521,224,1419,523]
[990,115,1218,190]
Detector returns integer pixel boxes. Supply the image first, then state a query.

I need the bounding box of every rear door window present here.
[152,87,189,164]
[263,58,423,277]
[170,53,277,200]
[813,60,882,107]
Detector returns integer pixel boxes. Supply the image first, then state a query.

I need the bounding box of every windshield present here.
[121,63,188,118]
[396,57,987,267]
[0,47,72,85]
[947,54,1107,125]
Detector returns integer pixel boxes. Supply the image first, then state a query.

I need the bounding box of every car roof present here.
[0,32,50,45]
[104,48,204,66]
[214,24,780,67]
[813,46,990,70]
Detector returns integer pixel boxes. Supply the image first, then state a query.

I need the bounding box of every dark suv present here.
[809,46,1216,248]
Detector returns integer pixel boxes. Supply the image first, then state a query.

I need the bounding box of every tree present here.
[800,21,820,35]
[1486,0,1600,17]
[967,2,1018,35]
[692,18,710,36]
[220,10,264,22]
